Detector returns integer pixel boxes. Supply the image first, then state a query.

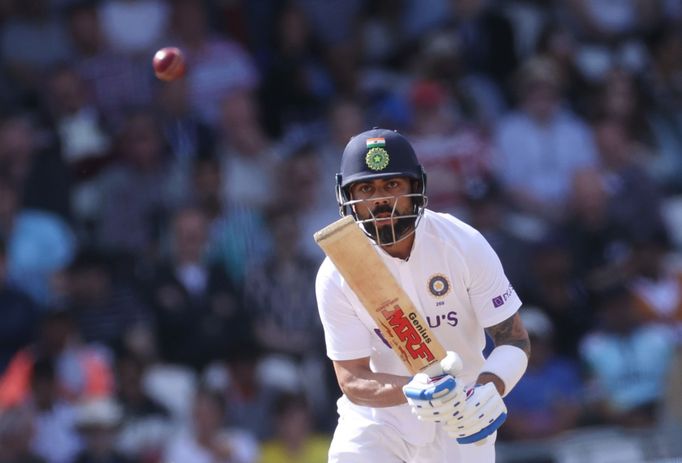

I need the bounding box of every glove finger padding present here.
[442,383,507,443]
[403,373,465,423]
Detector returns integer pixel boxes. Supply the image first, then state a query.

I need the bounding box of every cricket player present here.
[315,128,531,462]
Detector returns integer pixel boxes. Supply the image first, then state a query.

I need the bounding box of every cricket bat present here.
[314,215,446,377]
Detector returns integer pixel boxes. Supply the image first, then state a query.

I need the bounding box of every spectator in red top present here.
[0,310,113,410]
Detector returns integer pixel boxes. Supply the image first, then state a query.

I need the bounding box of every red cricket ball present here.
[153,47,186,82]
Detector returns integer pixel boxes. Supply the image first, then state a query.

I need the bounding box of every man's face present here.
[348,177,415,244]
[173,210,208,264]
[523,81,559,121]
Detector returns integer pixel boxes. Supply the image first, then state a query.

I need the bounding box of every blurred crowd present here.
[0,0,681,462]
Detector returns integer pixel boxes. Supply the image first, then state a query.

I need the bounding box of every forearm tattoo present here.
[485,313,531,358]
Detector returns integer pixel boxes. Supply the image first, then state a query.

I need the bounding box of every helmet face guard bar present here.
[336,187,429,246]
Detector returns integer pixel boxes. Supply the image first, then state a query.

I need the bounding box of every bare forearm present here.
[340,371,410,407]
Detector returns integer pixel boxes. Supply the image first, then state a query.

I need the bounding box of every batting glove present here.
[442,382,507,444]
[402,352,465,423]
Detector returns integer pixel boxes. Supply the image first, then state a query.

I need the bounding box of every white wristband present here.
[480,345,528,397]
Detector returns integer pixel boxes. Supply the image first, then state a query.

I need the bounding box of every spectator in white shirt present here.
[164,387,259,463]
[493,56,597,223]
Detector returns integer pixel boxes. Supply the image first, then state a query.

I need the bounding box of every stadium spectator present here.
[65,1,154,130]
[413,30,507,128]
[60,249,153,350]
[564,0,659,42]
[217,88,281,212]
[94,111,179,257]
[0,174,75,305]
[462,177,532,290]
[579,283,676,427]
[154,79,215,165]
[242,207,325,361]
[216,343,283,441]
[443,0,519,92]
[641,25,682,194]
[628,229,682,334]
[0,113,71,220]
[533,22,591,116]
[593,116,664,234]
[114,350,173,463]
[0,404,46,463]
[44,65,111,171]
[643,25,682,114]
[164,386,259,463]
[318,98,366,201]
[295,0,363,47]
[251,147,339,428]
[358,0,409,68]
[503,307,584,440]
[661,345,682,427]
[408,79,493,214]
[71,397,132,463]
[97,0,169,57]
[0,310,114,410]
[28,356,81,463]
[190,157,270,286]
[259,2,331,138]
[258,393,331,463]
[603,68,650,132]
[0,238,40,375]
[559,167,633,291]
[521,233,593,358]
[0,0,72,99]
[493,56,598,223]
[274,142,338,260]
[146,207,250,370]
[167,0,259,127]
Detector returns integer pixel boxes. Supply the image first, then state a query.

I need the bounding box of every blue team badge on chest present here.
[427,274,451,298]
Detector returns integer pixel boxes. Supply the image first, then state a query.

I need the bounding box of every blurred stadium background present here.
[0,0,681,462]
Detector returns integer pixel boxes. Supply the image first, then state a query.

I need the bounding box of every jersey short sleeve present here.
[315,259,373,361]
[464,229,522,327]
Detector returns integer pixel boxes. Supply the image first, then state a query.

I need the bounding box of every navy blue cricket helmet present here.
[335,128,428,244]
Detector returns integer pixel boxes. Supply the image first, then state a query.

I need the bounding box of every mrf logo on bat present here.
[377,298,435,362]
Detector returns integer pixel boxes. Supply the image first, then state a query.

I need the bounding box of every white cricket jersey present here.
[315,209,522,446]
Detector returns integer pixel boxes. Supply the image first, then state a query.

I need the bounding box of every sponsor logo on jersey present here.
[492,283,515,308]
[366,147,390,171]
[427,274,450,297]
[427,311,458,328]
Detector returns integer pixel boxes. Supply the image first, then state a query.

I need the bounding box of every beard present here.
[361,206,416,245]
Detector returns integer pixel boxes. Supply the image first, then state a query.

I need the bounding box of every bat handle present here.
[422,351,463,378]
[422,362,444,378]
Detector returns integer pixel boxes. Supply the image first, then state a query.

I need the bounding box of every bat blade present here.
[315,216,446,376]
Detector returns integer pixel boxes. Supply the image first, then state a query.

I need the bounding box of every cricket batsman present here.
[315,128,531,462]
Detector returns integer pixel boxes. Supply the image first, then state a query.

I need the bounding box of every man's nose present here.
[371,193,390,205]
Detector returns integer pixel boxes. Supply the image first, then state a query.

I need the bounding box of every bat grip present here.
[422,362,444,378]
